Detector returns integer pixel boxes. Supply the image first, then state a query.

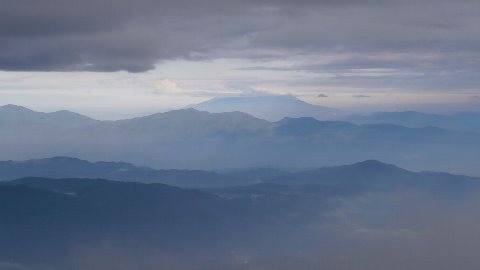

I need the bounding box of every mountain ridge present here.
[0,104,96,127]
[193,95,342,121]
[2,157,479,189]
[347,110,480,133]
[1,105,479,175]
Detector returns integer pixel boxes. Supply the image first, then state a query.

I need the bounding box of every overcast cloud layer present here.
[2,0,479,72]
[0,0,479,116]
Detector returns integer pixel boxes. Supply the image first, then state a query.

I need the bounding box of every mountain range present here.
[0,104,96,128]
[346,111,480,133]
[0,156,251,188]
[1,104,479,175]
[1,157,478,191]
[2,159,480,269]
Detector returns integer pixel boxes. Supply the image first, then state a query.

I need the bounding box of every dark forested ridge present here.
[2,160,480,269]
[0,156,243,188]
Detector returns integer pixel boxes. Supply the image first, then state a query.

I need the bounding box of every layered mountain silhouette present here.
[192,95,342,121]
[347,111,480,133]
[1,105,479,175]
[2,160,480,269]
[1,157,478,191]
[268,160,479,193]
[0,156,248,188]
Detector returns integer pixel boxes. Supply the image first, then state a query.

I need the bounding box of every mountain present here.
[346,111,480,133]
[1,105,480,175]
[0,178,229,266]
[2,161,480,270]
[0,104,96,128]
[267,160,479,193]
[85,108,273,139]
[211,160,480,196]
[0,156,245,188]
[3,157,477,192]
[193,95,342,121]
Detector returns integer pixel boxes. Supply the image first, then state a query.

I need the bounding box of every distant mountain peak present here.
[345,160,402,172]
[0,104,34,113]
[353,159,393,167]
[148,108,260,119]
[49,109,94,118]
[193,95,342,121]
[0,104,96,127]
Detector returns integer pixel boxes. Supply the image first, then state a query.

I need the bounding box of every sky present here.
[1,0,479,119]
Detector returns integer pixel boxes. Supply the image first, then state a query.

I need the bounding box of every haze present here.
[1,1,480,270]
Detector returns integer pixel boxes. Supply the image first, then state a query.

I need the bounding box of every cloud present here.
[318,94,329,97]
[152,79,266,97]
[154,79,188,95]
[0,0,479,73]
[352,95,371,98]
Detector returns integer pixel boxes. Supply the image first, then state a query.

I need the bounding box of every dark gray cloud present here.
[318,94,329,97]
[0,0,479,73]
[352,95,371,98]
